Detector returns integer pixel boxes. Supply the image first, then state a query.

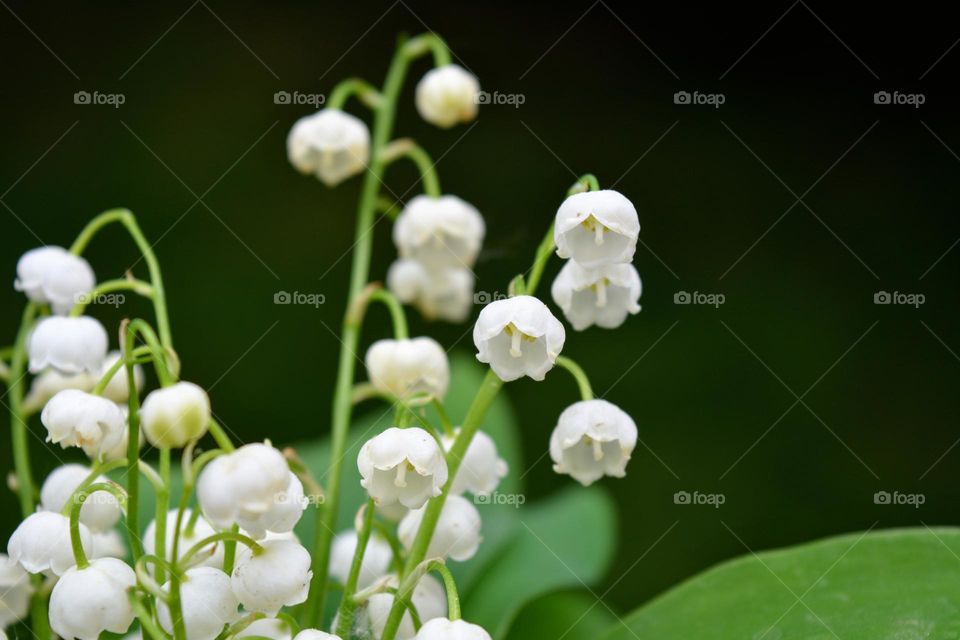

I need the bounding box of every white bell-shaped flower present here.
[235,618,292,640]
[393,195,485,269]
[144,508,223,568]
[236,473,307,540]
[358,427,448,509]
[231,538,312,615]
[158,566,239,640]
[40,389,126,460]
[551,261,642,331]
[441,429,508,496]
[197,442,292,532]
[28,315,108,374]
[8,511,94,575]
[398,494,482,562]
[99,417,144,462]
[48,557,136,640]
[415,64,480,129]
[550,399,638,486]
[97,351,145,404]
[352,574,446,640]
[140,381,211,448]
[387,259,475,323]
[287,109,370,187]
[329,529,394,589]
[23,368,96,414]
[91,530,127,560]
[0,553,31,628]
[554,190,640,268]
[415,618,492,640]
[293,630,342,640]
[40,464,121,532]
[15,246,96,315]
[473,296,565,382]
[365,337,449,401]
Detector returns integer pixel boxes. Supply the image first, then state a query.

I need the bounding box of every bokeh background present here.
[1,0,958,615]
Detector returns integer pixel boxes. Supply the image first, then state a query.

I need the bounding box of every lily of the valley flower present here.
[387,259,475,323]
[358,427,448,509]
[393,195,485,269]
[8,511,94,576]
[48,558,136,640]
[90,530,127,560]
[144,508,223,568]
[231,538,312,615]
[28,316,108,375]
[158,566,239,640]
[293,630,343,640]
[140,381,211,448]
[473,295,565,382]
[22,367,96,414]
[441,429,508,497]
[415,618,492,640]
[15,246,95,315]
[554,190,640,269]
[235,473,308,540]
[365,337,450,401]
[415,64,480,129]
[41,389,127,460]
[550,399,638,486]
[40,464,121,533]
[235,618,293,640]
[350,574,446,640]
[329,529,394,589]
[0,553,30,628]
[287,109,370,187]
[398,494,482,562]
[551,261,642,331]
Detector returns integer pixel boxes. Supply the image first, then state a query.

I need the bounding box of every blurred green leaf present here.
[503,590,617,640]
[602,527,960,640]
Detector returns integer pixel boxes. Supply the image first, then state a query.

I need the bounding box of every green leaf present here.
[504,590,617,640]
[602,527,960,640]
[463,485,618,639]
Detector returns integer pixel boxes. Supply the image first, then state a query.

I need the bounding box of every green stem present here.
[68,277,155,316]
[207,418,235,451]
[9,302,38,517]
[378,138,441,197]
[431,399,455,438]
[222,524,240,575]
[327,77,383,110]
[155,448,171,584]
[334,499,376,637]
[129,591,170,640]
[124,323,148,563]
[69,483,127,568]
[431,563,461,620]
[555,356,594,400]
[90,345,152,395]
[179,531,263,569]
[368,289,409,339]
[127,319,174,386]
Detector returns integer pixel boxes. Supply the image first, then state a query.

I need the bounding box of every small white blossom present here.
[144,508,223,568]
[393,195,485,269]
[23,368,96,414]
[473,295,565,382]
[358,427,448,509]
[550,399,638,486]
[8,511,94,576]
[415,65,480,129]
[28,315,108,375]
[415,618,492,640]
[231,538,312,615]
[99,417,144,462]
[329,529,394,590]
[15,246,95,315]
[40,464,121,533]
[351,574,446,640]
[41,390,126,460]
[398,494,482,562]
[551,261,642,331]
[91,530,127,560]
[158,567,239,640]
[98,351,145,404]
[387,259,474,323]
[235,618,292,640]
[365,337,449,401]
[48,557,136,640]
[441,429,508,496]
[287,109,370,187]
[554,190,640,268]
[140,381,211,448]
[236,473,307,540]
[0,553,31,628]
[293,630,342,640]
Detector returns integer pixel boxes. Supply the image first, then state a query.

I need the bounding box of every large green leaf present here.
[602,527,960,640]
[504,590,617,640]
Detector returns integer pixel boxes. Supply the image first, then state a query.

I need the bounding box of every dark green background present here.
[1,0,957,613]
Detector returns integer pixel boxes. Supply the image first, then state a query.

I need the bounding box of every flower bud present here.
[15,246,95,315]
[348,574,445,640]
[8,512,94,576]
[358,427,448,509]
[554,190,640,268]
[287,109,370,186]
[387,259,474,323]
[293,631,342,640]
[441,429,508,496]
[550,399,637,486]
[415,618,492,640]
[0,553,31,628]
[48,558,136,640]
[235,618,292,640]
[231,539,312,614]
[415,65,480,129]
[393,195,485,269]
[40,390,126,460]
[40,464,121,532]
[365,337,449,401]
[398,494,482,562]
[158,567,239,640]
[329,529,393,589]
[28,316,108,375]
[551,260,642,331]
[473,295,565,382]
[91,530,127,560]
[140,381,211,448]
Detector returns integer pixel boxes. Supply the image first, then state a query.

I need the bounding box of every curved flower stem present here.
[431,399,455,438]
[87,344,153,396]
[68,277,155,316]
[207,418,235,451]
[127,319,175,386]
[378,138,441,197]
[555,356,594,401]
[134,556,174,603]
[431,563,461,620]
[128,591,169,640]
[334,498,376,637]
[69,483,128,569]
[327,77,383,110]
[9,302,39,517]
[124,323,150,563]
[178,531,264,569]
[368,289,410,340]
[304,32,451,627]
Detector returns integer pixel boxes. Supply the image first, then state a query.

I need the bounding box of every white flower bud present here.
[15,246,95,315]
[144,508,223,568]
[551,261,642,331]
[329,529,393,589]
[554,190,640,268]
[91,530,127,560]
[98,350,145,404]
[231,539,312,615]
[40,390,126,460]
[365,337,449,401]
[234,618,292,640]
[441,429,507,496]
[387,259,474,323]
[40,464,121,532]
[48,557,136,640]
[358,427,448,509]
[158,567,239,640]
[28,315,108,374]
[550,399,637,486]
[287,109,370,187]
[350,574,445,640]
[415,618,492,640]
[23,368,96,414]
[8,511,94,576]
[398,494,482,562]
[0,553,31,628]
[415,65,480,129]
[393,196,485,269]
[293,630,342,640]
[197,443,292,532]
[236,473,307,540]
[473,296,565,382]
[140,381,211,448]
